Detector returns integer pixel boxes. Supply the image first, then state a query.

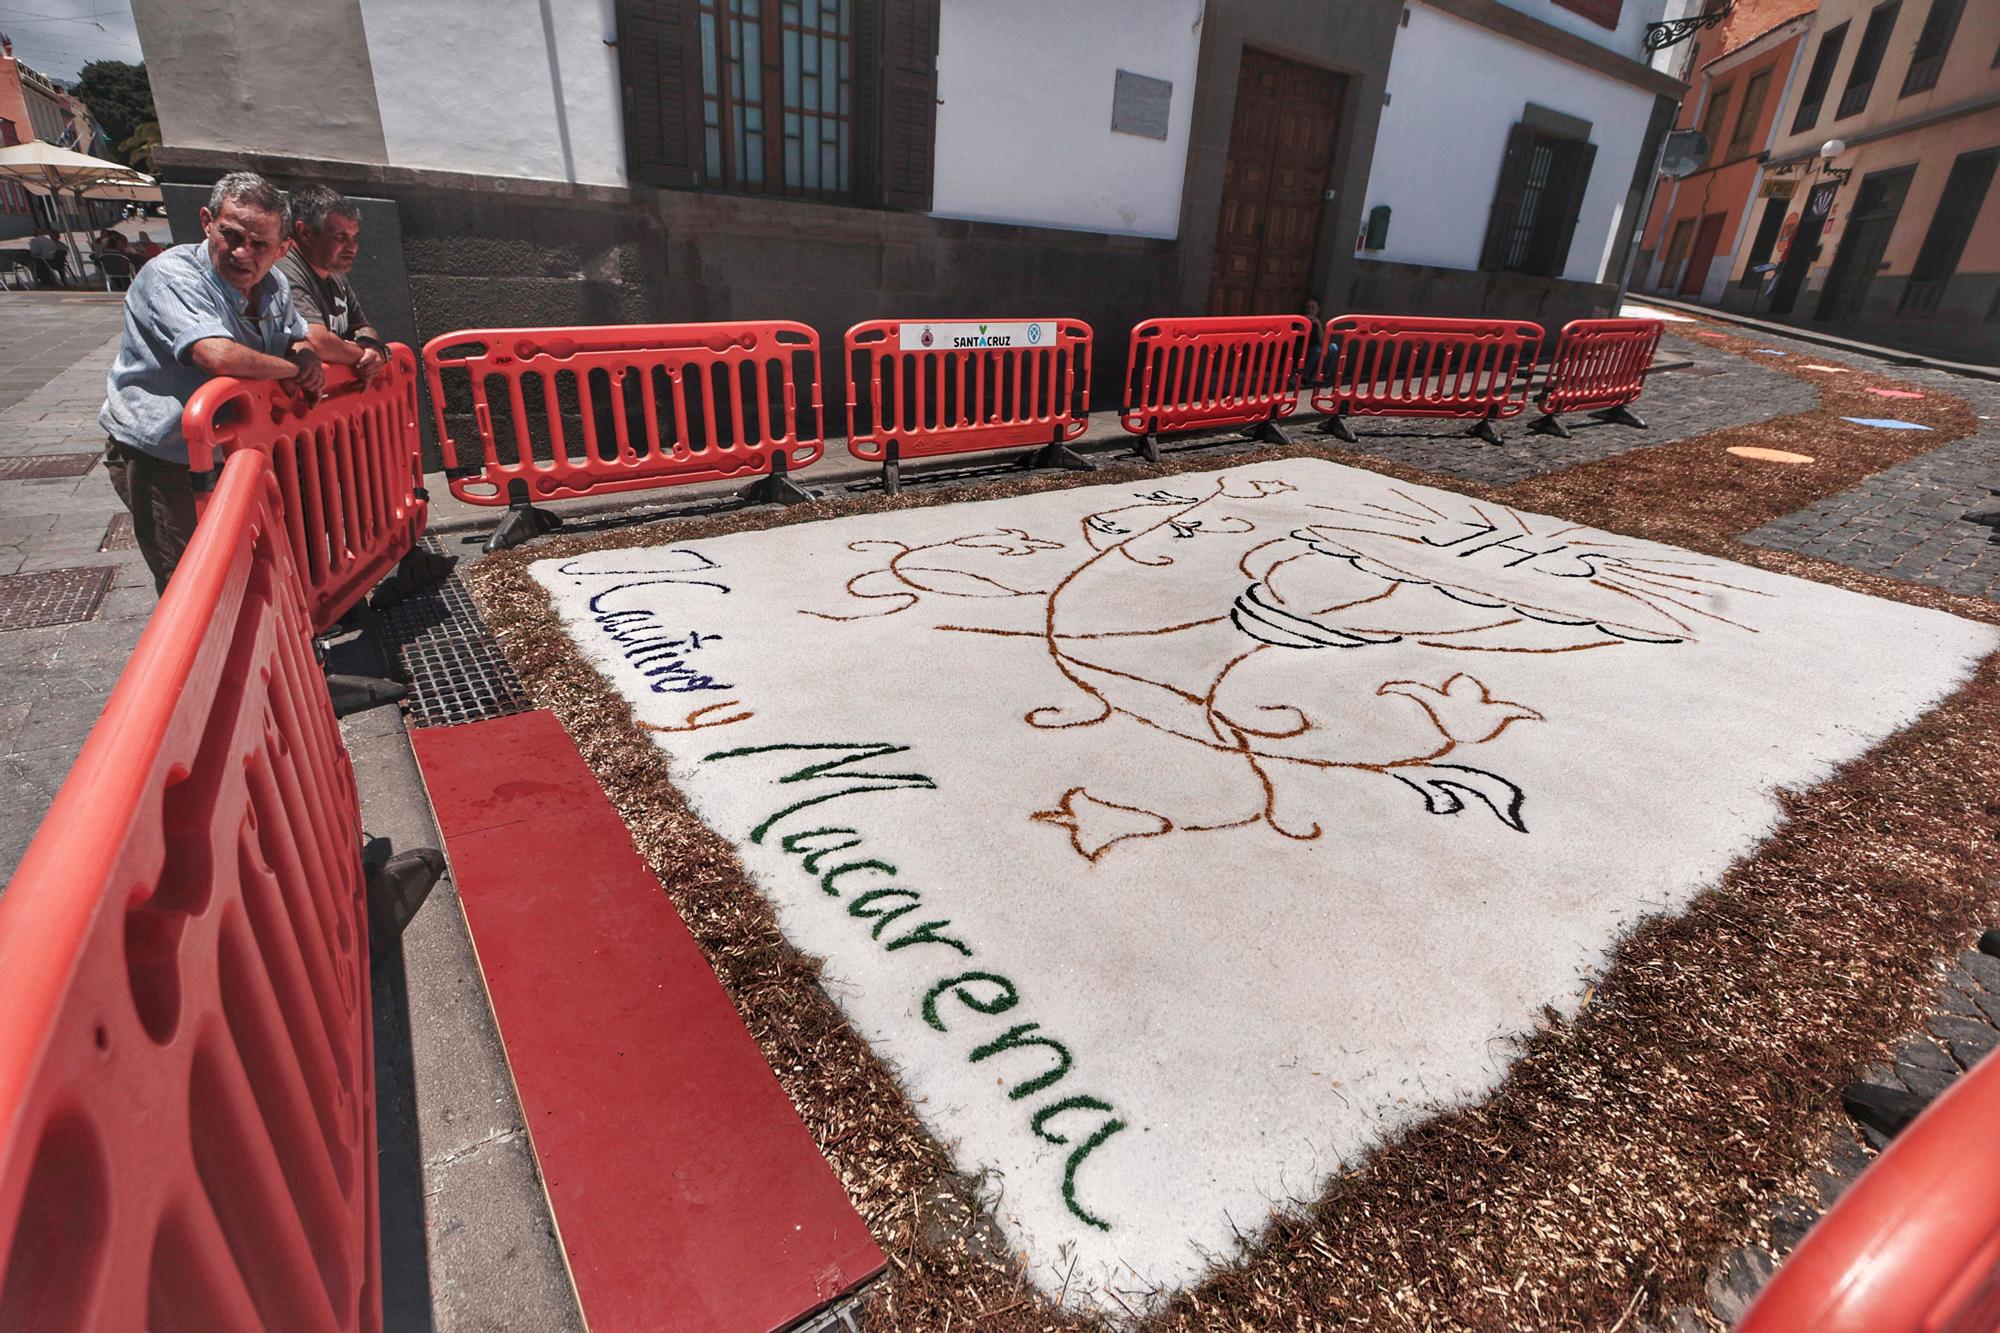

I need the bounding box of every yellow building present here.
[1756,0,1999,361]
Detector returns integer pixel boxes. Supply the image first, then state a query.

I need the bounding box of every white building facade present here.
[1354,0,1683,321]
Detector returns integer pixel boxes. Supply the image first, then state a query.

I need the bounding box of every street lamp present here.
[1820,139,1852,186]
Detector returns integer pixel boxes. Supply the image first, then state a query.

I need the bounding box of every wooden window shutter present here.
[617,0,702,188]
[1542,139,1598,278]
[869,0,940,210]
[1479,123,1537,272]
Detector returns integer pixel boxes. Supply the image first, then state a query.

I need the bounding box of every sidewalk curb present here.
[1636,296,2000,384]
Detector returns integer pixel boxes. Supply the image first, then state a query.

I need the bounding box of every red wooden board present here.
[411,710,885,1332]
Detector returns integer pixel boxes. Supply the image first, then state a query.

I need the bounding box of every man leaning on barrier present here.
[98,171,327,593]
[278,184,389,380]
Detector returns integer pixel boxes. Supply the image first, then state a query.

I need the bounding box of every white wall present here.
[1499,0,1669,62]
[359,0,628,187]
[930,0,1201,238]
[1358,4,1658,284]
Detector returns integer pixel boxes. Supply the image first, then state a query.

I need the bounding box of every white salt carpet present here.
[533,459,1998,1314]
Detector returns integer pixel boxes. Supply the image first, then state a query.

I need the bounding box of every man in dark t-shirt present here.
[276,184,389,380]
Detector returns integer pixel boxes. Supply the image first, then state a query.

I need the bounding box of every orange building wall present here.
[1637,0,1818,263]
[1641,26,1809,299]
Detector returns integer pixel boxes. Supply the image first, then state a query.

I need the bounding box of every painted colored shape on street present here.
[1801,364,1850,373]
[1840,417,1933,430]
[1729,447,1816,464]
[1865,387,1926,400]
[1752,348,1787,355]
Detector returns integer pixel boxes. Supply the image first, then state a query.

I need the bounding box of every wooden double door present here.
[1208,49,1345,316]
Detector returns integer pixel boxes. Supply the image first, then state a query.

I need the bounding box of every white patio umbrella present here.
[0,141,157,286]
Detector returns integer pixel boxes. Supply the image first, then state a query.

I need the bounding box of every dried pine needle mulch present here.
[466,336,2000,1331]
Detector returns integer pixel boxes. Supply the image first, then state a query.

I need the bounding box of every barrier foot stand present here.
[1842,1080,1930,1141]
[882,441,901,497]
[1529,413,1571,439]
[326,672,411,718]
[1250,417,1289,446]
[485,479,562,554]
[371,545,461,610]
[368,846,446,963]
[1131,432,1161,465]
[1467,413,1505,446]
[741,452,817,506]
[1317,414,1357,444]
[1021,441,1096,472]
[1591,405,1647,430]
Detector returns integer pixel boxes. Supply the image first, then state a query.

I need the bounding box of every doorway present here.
[1739,195,1789,290]
[1816,167,1913,323]
[1770,180,1837,315]
[1209,48,1345,315]
[1679,212,1727,297]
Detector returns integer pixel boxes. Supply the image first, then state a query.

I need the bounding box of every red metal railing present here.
[186,350,427,636]
[1532,317,1663,428]
[1739,1047,2000,1333]
[1121,315,1308,451]
[0,449,378,1332]
[844,318,1092,490]
[423,321,824,509]
[1311,315,1543,443]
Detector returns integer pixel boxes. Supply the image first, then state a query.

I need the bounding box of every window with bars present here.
[1900,0,1965,97]
[618,0,939,210]
[694,0,855,198]
[1479,122,1598,278]
[1836,1,1902,120]
[1792,22,1848,133]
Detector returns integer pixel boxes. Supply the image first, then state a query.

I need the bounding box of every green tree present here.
[72,61,155,166]
[119,120,161,174]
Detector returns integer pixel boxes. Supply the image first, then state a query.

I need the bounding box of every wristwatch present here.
[353,335,390,357]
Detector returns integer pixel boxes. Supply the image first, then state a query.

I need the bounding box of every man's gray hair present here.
[290,183,360,234]
[206,171,289,226]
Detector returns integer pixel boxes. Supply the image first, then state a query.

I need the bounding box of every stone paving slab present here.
[1735,327,2000,603]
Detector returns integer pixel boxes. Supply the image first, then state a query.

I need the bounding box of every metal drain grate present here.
[0,453,97,482]
[0,566,114,631]
[381,539,532,727]
[100,512,136,551]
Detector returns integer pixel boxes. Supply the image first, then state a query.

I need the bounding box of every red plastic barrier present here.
[845,318,1092,491]
[1121,315,1309,452]
[1739,1047,2000,1333]
[1310,314,1543,443]
[0,450,378,1332]
[1530,317,1664,436]
[423,322,824,511]
[186,349,427,635]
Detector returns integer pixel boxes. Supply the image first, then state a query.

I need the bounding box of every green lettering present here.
[884,919,972,957]
[819,858,897,898]
[848,887,924,939]
[778,826,866,876]
[968,1023,1072,1100]
[1030,1095,1126,1232]
[921,972,1017,1032]
[701,742,938,843]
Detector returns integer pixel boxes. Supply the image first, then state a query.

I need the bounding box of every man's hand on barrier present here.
[286,343,327,398]
[353,344,388,380]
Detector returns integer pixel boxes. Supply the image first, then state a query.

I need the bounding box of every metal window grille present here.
[696,0,851,199]
[1504,143,1556,271]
